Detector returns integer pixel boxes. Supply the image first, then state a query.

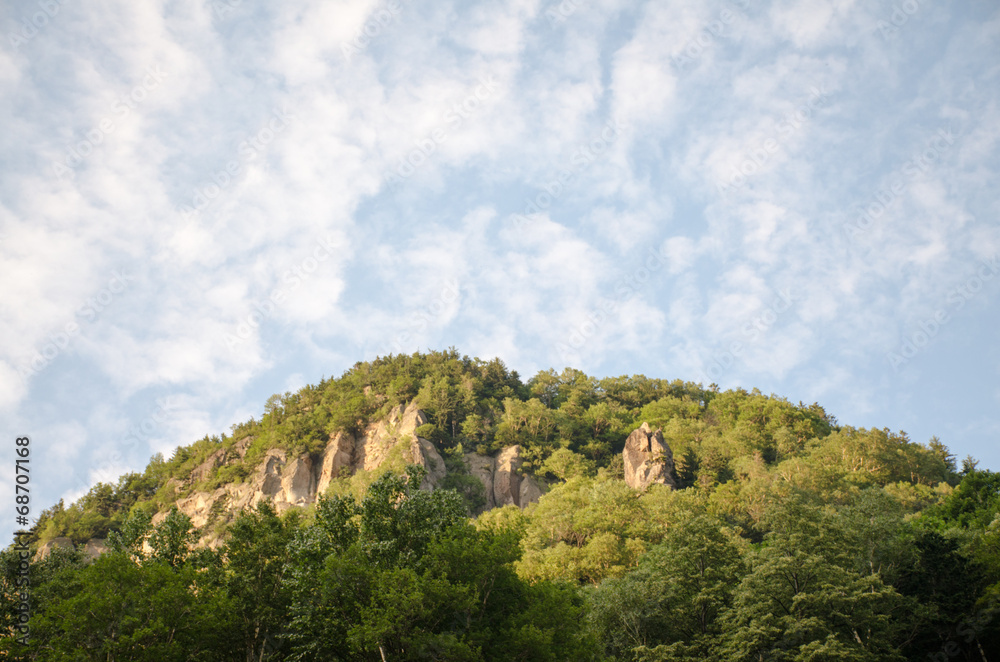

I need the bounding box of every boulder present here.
[623,422,676,490]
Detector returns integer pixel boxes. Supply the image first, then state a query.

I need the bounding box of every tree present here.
[717,502,907,661]
[16,553,231,661]
[221,501,299,662]
[148,507,197,568]
[590,515,745,660]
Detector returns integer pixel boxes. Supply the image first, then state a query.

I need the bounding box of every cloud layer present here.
[2,0,999,539]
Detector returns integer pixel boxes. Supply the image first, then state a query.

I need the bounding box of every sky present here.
[1,0,999,541]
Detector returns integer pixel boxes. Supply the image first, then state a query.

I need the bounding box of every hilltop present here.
[30,348,956,552]
[6,350,998,660]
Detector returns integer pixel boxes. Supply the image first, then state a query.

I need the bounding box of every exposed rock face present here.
[416,438,447,489]
[34,537,73,561]
[83,538,107,560]
[34,537,108,562]
[623,422,676,490]
[464,453,496,510]
[173,487,230,528]
[277,453,316,510]
[483,445,543,509]
[154,402,546,546]
[191,448,227,483]
[494,446,524,507]
[317,430,355,495]
[164,401,451,536]
[519,474,544,506]
[350,402,445,490]
[232,436,252,458]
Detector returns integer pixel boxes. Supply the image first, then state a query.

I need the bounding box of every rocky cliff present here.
[43,408,673,557]
[150,402,546,545]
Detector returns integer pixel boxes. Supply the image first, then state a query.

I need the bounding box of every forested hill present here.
[3,349,999,660]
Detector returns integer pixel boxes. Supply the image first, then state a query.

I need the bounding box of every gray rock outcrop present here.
[493,445,524,507]
[148,401,554,548]
[623,422,676,490]
[161,401,451,540]
[33,537,108,563]
[83,538,107,560]
[34,536,73,561]
[473,445,543,509]
[350,402,445,489]
[464,452,496,510]
[317,430,355,495]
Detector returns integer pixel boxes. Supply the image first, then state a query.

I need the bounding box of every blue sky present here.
[2,0,999,541]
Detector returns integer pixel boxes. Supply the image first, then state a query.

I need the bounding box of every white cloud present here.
[2,0,1000,545]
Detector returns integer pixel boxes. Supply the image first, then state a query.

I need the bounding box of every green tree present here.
[16,553,231,661]
[220,501,299,662]
[590,515,745,661]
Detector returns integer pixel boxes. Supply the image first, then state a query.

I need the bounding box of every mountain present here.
[6,350,1000,660]
[28,348,953,554]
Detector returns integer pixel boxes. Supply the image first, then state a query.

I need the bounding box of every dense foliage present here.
[2,350,997,660]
